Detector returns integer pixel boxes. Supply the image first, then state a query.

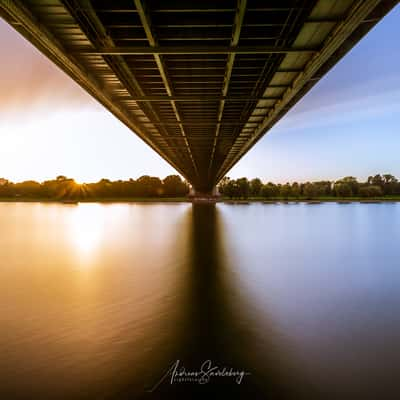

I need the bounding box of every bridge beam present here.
[134,0,199,177]
[208,0,247,177]
[71,45,319,55]
[1,0,397,191]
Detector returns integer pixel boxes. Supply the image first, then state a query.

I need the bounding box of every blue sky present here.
[0,5,399,183]
[230,5,400,182]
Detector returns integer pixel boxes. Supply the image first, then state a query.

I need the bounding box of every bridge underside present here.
[0,0,397,191]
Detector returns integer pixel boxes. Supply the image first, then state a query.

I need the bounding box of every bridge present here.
[0,0,397,193]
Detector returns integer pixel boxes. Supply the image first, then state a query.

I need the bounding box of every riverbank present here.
[224,196,400,203]
[0,197,189,203]
[0,196,399,203]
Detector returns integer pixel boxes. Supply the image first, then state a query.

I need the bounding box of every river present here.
[0,202,399,399]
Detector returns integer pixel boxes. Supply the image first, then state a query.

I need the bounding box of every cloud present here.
[271,79,400,135]
[0,19,92,113]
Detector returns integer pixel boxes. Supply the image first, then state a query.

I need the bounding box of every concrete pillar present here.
[188,186,220,202]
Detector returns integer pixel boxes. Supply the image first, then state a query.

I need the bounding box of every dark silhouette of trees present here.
[359,185,383,197]
[260,182,279,198]
[337,176,359,196]
[219,177,249,199]
[303,182,319,199]
[291,182,300,199]
[218,177,231,196]
[135,175,163,197]
[14,181,41,197]
[382,174,398,195]
[250,178,263,197]
[334,182,352,197]
[163,175,188,197]
[0,173,399,201]
[218,174,400,199]
[236,178,250,199]
[280,183,291,200]
[0,175,189,200]
[221,179,239,199]
[368,174,384,187]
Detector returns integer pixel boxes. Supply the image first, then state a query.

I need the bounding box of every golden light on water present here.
[67,204,105,257]
[0,202,191,398]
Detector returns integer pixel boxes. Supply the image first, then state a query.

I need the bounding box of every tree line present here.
[218,174,400,199]
[0,175,189,200]
[0,173,399,200]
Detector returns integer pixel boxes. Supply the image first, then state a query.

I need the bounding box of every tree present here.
[222,179,237,199]
[383,174,396,184]
[137,175,163,197]
[368,174,384,188]
[337,177,359,196]
[250,178,263,197]
[218,177,231,195]
[261,182,278,198]
[14,180,42,197]
[334,182,352,197]
[0,173,398,200]
[382,174,398,195]
[236,178,250,199]
[359,185,383,197]
[303,183,317,199]
[291,182,300,198]
[0,180,14,197]
[163,175,189,196]
[280,183,291,199]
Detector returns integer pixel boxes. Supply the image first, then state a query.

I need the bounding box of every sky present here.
[0,5,399,184]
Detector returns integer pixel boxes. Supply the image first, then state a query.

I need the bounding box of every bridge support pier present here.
[188,186,220,203]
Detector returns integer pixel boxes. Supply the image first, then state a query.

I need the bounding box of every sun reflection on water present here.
[67,204,105,258]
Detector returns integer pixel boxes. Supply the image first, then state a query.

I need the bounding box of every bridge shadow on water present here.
[121,204,316,400]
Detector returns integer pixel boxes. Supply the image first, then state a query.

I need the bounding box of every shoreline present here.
[223,198,400,204]
[0,197,190,203]
[0,197,399,204]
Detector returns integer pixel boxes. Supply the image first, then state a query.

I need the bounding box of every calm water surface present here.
[0,202,400,399]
